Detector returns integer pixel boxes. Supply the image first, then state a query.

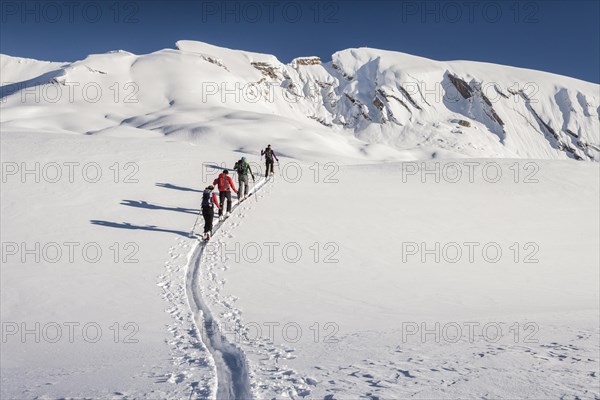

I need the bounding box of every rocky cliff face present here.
[210,43,598,161]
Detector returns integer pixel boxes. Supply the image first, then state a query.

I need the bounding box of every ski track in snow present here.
[190,179,316,399]
[152,170,600,400]
[164,177,271,400]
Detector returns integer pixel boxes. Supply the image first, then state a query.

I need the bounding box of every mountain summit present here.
[1,40,598,161]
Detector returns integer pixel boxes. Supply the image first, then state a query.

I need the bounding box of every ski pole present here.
[190,212,201,237]
[190,208,201,237]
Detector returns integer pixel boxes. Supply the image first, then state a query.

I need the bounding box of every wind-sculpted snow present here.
[1,40,598,161]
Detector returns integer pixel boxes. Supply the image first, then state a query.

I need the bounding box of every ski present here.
[238,193,253,203]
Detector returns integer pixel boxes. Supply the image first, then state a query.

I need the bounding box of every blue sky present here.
[1,0,599,83]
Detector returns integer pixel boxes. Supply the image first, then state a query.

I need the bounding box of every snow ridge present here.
[2,41,598,162]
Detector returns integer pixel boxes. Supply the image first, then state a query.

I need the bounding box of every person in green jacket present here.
[234,156,255,200]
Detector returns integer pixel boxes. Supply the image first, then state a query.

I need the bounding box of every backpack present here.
[264,148,274,161]
[235,160,246,175]
[219,174,230,191]
[202,189,213,208]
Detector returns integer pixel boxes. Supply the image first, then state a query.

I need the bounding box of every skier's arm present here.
[273,151,279,162]
[212,193,220,209]
[261,149,265,156]
[212,178,218,186]
[248,164,255,180]
[228,176,238,193]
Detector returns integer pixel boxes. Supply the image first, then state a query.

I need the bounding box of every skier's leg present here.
[243,176,249,197]
[238,177,245,199]
[226,192,232,212]
[203,208,212,233]
[219,192,225,216]
[204,208,213,239]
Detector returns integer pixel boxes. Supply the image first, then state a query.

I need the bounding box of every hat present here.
[207,185,214,190]
[223,169,229,174]
[241,156,247,161]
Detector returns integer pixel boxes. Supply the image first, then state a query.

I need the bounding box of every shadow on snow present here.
[120,199,199,215]
[91,181,209,238]
[155,182,203,192]
[90,220,190,238]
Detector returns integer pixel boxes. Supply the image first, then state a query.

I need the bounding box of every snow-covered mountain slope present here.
[2,41,599,399]
[0,55,66,84]
[2,129,598,399]
[1,41,598,161]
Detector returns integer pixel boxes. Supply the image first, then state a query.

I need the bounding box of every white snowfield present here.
[1,41,599,399]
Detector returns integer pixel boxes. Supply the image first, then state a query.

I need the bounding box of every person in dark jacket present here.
[213,169,237,220]
[234,156,255,200]
[261,144,279,177]
[201,185,220,241]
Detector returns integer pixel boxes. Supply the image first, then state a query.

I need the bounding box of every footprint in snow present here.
[167,373,186,384]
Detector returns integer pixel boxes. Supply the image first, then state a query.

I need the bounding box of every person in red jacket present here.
[213,169,237,220]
